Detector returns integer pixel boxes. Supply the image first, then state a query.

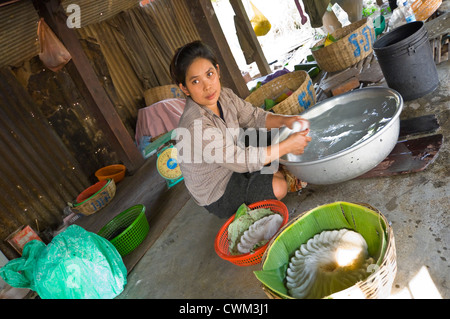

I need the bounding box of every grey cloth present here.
[302,0,330,28]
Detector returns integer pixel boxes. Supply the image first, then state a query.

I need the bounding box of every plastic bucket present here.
[373,21,439,101]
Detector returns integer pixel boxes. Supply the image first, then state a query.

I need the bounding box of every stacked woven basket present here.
[311,18,376,73]
[144,84,185,106]
[411,0,442,21]
[71,179,116,216]
[245,70,316,115]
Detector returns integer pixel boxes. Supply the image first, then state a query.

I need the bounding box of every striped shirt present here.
[175,87,269,206]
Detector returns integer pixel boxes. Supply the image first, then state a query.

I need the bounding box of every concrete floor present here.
[117,59,449,300]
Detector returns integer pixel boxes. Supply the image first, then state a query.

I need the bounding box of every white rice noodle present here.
[286,229,374,299]
[237,214,283,254]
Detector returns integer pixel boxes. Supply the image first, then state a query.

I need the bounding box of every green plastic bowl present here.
[98,204,149,256]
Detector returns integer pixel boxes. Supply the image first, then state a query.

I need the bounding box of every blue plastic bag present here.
[0,225,127,299]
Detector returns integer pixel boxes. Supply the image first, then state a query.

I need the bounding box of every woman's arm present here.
[265,112,307,130]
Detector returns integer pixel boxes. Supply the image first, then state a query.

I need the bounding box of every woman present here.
[171,41,311,218]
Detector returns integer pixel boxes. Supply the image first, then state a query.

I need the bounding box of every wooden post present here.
[186,0,249,98]
[229,0,271,77]
[34,0,144,173]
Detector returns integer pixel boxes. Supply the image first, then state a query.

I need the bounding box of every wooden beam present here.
[186,0,249,98]
[229,0,271,77]
[34,0,144,173]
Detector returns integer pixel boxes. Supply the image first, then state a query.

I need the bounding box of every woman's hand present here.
[263,113,311,165]
[265,113,309,131]
[284,115,310,132]
[283,130,311,155]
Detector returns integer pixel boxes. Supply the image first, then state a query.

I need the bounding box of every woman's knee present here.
[272,171,288,200]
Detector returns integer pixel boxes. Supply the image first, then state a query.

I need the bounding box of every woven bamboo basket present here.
[71,179,116,216]
[258,202,397,299]
[311,18,376,73]
[245,71,315,115]
[411,0,442,21]
[144,84,185,106]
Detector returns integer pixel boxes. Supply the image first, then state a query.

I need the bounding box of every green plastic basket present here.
[98,204,149,256]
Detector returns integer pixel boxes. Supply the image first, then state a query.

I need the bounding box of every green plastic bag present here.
[0,225,127,299]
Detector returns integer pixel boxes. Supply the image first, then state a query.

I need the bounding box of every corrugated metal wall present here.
[0,0,201,259]
[60,0,139,27]
[0,1,40,68]
[0,67,89,258]
[77,0,200,115]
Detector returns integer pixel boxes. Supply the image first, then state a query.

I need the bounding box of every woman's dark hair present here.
[170,40,219,86]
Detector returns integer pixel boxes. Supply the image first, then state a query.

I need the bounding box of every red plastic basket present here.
[214,200,289,266]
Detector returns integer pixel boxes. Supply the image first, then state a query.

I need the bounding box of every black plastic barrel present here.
[373,21,439,101]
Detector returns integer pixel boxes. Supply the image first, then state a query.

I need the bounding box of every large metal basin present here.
[279,87,403,184]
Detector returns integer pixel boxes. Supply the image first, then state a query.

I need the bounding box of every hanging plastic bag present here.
[37,18,72,72]
[0,225,127,299]
[249,1,271,36]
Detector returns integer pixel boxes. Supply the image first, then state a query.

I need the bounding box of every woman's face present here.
[179,57,221,109]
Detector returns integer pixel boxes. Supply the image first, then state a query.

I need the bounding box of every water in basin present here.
[284,95,398,163]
